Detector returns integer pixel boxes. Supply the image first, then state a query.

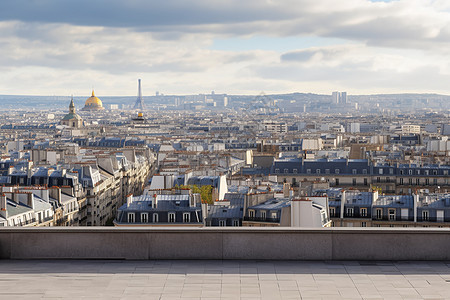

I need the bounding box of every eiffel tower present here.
[133,79,144,110]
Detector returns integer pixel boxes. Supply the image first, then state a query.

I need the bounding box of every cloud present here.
[0,0,450,95]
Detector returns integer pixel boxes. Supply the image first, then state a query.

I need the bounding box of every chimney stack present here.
[27,193,34,210]
[126,194,133,208]
[153,194,157,208]
[0,193,7,219]
[49,187,62,205]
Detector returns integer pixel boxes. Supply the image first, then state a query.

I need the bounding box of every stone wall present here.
[0,227,448,260]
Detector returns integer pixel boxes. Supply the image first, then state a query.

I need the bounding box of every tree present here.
[175,184,213,204]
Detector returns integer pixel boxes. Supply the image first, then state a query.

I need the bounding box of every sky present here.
[0,0,450,96]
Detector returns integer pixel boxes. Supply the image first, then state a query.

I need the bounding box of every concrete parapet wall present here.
[0,227,449,260]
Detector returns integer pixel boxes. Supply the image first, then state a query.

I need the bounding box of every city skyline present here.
[0,0,450,96]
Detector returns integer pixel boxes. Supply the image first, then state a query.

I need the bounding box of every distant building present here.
[82,90,105,111]
[328,190,450,228]
[61,98,83,128]
[402,124,421,134]
[114,191,203,227]
[332,91,347,104]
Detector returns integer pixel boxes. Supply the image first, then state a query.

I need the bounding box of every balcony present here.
[416,216,450,222]
[343,212,372,218]
[243,216,280,223]
[373,216,414,222]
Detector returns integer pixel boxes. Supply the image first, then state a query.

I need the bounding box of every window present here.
[425,170,429,175]
[379,169,383,175]
[316,169,321,174]
[183,212,190,223]
[433,170,438,175]
[377,177,380,183]
[433,179,438,185]
[400,178,404,185]
[352,178,356,186]
[389,209,395,221]
[444,170,448,175]
[335,169,340,174]
[364,178,368,186]
[352,169,357,175]
[389,168,394,175]
[330,207,335,217]
[219,220,226,227]
[168,212,175,223]
[249,210,255,218]
[127,213,135,223]
[361,222,367,227]
[425,178,429,185]
[346,208,354,217]
[408,169,413,175]
[284,168,288,174]
[360,208,367,217]
[275,168,280,173]
[306,169,311,174]
[271,212,277,219]
[233,219,239,226]
[362,169,367,175]
[261,210,266,219]
[422,210,429,221]
[335,178,339,186]
[293,169,298,173]
[153,213,159,223]
[141,213,148,223]
[325,169,330,174]
[416,170,420,175]
[376,209,382,219]
[408,178,412,185]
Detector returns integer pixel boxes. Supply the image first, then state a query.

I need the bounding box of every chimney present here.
[372,190,379,204]
[40,189,49,202]
[340,190,346,221]
[27,193,34,210]
[413,193,419,223]
[201,202,208,225]
[152,194,157,208]
[12,192,19,204]
[126,194,133,208]
[49,187,62,205]
[0,194,7,219]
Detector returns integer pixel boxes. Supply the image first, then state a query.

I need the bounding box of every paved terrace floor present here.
[0,260,450,300]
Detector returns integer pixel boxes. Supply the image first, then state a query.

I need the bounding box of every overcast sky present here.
[0,0,449,96]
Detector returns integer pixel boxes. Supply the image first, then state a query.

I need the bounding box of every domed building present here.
[82,90,105,111]
[61,98,83,128]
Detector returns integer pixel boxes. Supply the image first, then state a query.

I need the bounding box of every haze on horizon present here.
[0,0,450,97]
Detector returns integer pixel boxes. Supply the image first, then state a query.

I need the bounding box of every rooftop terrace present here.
[1,228,450,298]
[1,259,449,299]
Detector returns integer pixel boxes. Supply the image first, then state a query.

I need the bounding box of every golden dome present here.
[82,90,104,110]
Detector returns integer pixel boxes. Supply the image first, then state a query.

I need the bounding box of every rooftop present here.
[1,260,449,299]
